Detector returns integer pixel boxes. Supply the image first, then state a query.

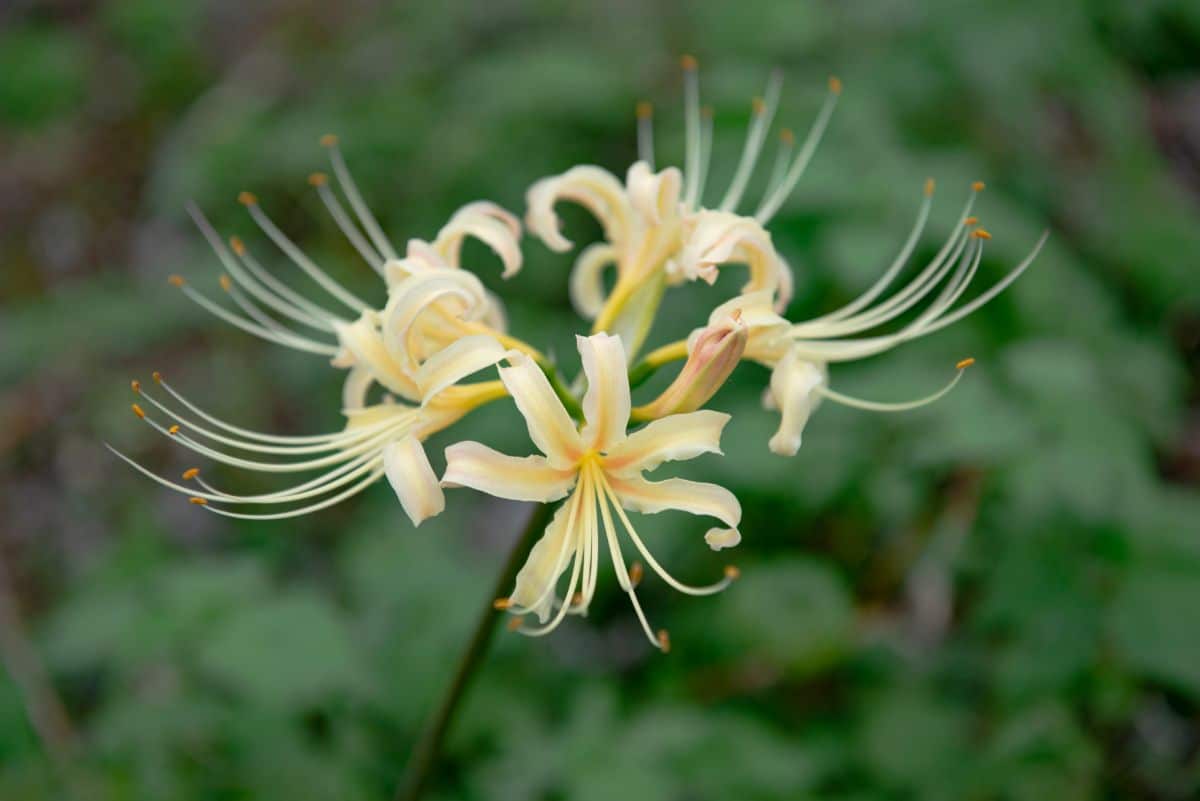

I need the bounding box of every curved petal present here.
[333,313,420,402]
[578,333,631,452]
[608,474,742,530]
[767,348,826,456]
[626,161,682,226]
[416,334,508,401]
[603,410,729,476]
[525,165,632,252]
[704,527,742,551]
[381,270,490,376]
[702,289,792,365]
[497,353,584,466]
[433,201,523,278]
[341,365,375,411]
[569,243,617,319]
[383,435,445,526]
[442,441,577,502]
[510,501,578,623]
[677,210,787,297]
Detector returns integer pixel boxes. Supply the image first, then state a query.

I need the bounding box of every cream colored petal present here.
[767,349,827,456]
[525,165,632,252]
[609,474,741,529]
[442,441,577,502]
[497,354,584,466]
[568,243,616,319]
[702,289,793,365]
[383,435,445,526]
[341,365,375,411]
[704,527,742,551]
[333,313,420,402]
[415,334,507,401]
[381,270,489,376]
[626,161,682,226]
[578,333,631,453]
[603,410,729,476]
[510,501,577,623]
[433,202,523,278]
[677,210,787,298]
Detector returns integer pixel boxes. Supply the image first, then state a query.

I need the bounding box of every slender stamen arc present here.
[234,243,345,327]
[816,366,968,412]
[691,107,715,209]
[506,473,587,618]
[201,465,387,520]
[178,285,340,356]
[323,138,399,261]
[762,130,795,203]
[636,102,655,170]
[754,81,841,223]
[719,70,784,212]
[191,449,384,503]
[682,58,702,209]
[312,178,386,275]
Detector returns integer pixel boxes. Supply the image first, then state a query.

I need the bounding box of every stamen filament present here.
[322,136,399,261]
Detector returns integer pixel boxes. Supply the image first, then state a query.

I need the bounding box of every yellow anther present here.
[229,236,245,256]
[219,274,232,292]
[964,216,979,226]
[973,229,992,240]
[656,629,671,653]
[628,562,644,587]
[131,379,141,394]
[701,105,713,119]
[152,371,163,383]
[780,128,795,145]
[751,96,766,114]
[188,497,208,506]
[167,274,185,287]
[168,424,180,435]
[924,178,935,196]
[320,133,338,147]
[307,172,328,187]
[636,101,653,119]
[828,75,843,94]
[956,357,976,370]
[724,565,741,580]
[971,180,985,192]
[131,403,145,419]
[492,597,512,610]
[506,616,524,632]
[182,468,200,480]
[570,592,584,606]
[237,191,257,206]
[681,54,698,71]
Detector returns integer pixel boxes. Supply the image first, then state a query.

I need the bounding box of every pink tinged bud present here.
[634,317,748,418]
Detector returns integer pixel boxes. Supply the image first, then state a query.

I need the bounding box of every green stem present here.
[394,501,556,801]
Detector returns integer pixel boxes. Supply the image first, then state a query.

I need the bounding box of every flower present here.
[113,138,531,525]
[693,180,1048,454]
[525,57,840,356]
[442,333,740,649]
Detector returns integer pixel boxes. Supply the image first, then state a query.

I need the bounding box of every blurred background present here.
[3,0,1200,798]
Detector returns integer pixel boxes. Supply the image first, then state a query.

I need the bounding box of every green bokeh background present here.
[3,1,1200,799]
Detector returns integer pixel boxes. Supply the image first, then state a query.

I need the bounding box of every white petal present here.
[704,527,742,550]
[525,165,632,252]
[608,474,741,529]
[767,348,827,456]
[497,353,584,466]
[333,313,420,402]
[415,334,507,401]
[510,501,577,623]
[381,270,490,376]
[568,243,616,319]
[442,441,577,502]
[603,410,729,476]
[383,435,445,526]
[626,161,682,226]
[578,333,631,452]
[341,365,374,411]
[433,202,523,278]
[677,210,788,298]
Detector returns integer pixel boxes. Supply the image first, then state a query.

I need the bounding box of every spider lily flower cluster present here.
[115,59,1045,651]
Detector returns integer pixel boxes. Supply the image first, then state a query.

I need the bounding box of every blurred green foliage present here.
[2,1,1199,799]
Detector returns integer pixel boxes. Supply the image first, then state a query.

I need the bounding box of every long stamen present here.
[719,70,784,212]
[754,76,841,224]
[681,55,702,208]
[229,237,344,328]
[170,276,340,356]
[636,101,655,169]
[691,105,715,209]
[238,191,371,313]
[505,475,587,618]
[321,134,398,261]
[309,172,385,276]
[816,358,973,412]
[598,470,735,597]
[518,516,587,638]
[201,464,387,520]
[591,464,662,650]
[190,450,384,504]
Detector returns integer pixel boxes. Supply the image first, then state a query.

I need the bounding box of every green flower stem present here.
[394,500,556,801]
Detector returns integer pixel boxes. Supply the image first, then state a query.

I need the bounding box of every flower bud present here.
[634,314,748,418]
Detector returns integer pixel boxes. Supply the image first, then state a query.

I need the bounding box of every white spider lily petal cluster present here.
[118,59,1045,651]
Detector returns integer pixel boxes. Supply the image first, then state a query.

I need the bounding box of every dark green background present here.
[3,1,1199,799]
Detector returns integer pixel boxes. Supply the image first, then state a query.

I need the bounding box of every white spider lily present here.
[442,334,740,650]
[694,181,1048,454]
[526,57,838,356]
[118,137,527,525]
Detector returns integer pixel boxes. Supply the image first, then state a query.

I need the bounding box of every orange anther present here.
[681,54,698,71]
[657,629,671,653]
[971,180,985,192]
[320,134,338,147]
[924,178,935,196]
[219,274,232,292]
[182,468,200,480]
[492,597,512,610]
[131,403,145,419]
[307,172,328,187]
[237,191,257,206]
[973,229,992,240]
[956,358,976,370]
[636,101,653,119]
[724,565,741,580]
[828,75,843,94]
[168,425,180,435]
[188,497,208,505]
[167,274,185,287]
[229,236,245,256]
[131,380,141,393]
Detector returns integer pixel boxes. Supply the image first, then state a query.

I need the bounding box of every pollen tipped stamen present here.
[815,361,970,412]
[754,76,842,223]
[719,69,784,213]
[312,178,386,276]
[636,101,655,169]
[682,54,703,209]
[322,136,398,261]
